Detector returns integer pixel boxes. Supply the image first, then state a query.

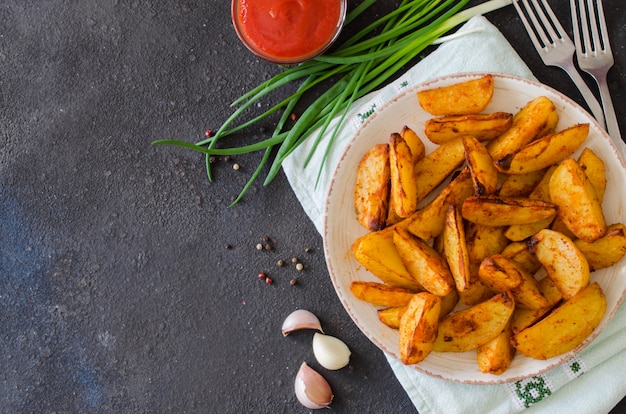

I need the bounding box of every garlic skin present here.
[312,333,351,370]
[294,362,333,409]
[281,309,323,337]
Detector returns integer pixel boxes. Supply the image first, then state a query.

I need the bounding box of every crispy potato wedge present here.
[459,264,496,306]
[477,320,515,375]
[498,169,546,197]
[439,289,460,320]
[466,223,509,264]
[495,123,589,174]
[443,205,471,292]
[401,125,426,164]
[575,223,626,271]
[352,228,423,291]
[433,291,515,353]
[529,229,590,299]
[511,282,606,360]
[399,292,441,364]
[407,168,474,240]
[509,266,549,310]
[389,133,418,218]
[350,281,417,307]
[417,74,494,116]
[578,147,606,201]
[414,137,466,204]
[501,241,542,275]
[393,227,455,296]
[378,306,406,329]
[461,195,557,227]
[549,158,606,242]
[511,276,562,334]
[354,143,390,231]
[487,96,559,161]
[424,112,513,144]
[463,135,499,196]
[478,254,523,292]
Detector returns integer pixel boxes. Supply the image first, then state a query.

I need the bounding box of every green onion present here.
[152,0,513,205]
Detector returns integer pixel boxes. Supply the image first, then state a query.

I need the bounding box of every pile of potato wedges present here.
[351,75,626,374]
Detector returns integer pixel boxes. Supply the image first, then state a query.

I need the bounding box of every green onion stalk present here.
[153,0,513,205]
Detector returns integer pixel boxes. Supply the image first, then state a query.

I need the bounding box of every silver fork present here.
[571,0,622,142]
[513,0,606,129]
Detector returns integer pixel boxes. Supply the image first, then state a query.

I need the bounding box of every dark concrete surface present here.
[1,1,624,413]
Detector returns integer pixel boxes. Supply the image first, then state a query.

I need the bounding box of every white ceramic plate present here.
[323,73,626,384]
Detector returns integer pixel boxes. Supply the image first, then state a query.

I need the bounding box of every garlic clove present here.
[281,309,324,337]
[294,362,333,409]
[312,332,351,370]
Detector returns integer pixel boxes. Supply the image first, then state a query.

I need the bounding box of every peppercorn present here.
[277,259,285,267]
[296,263,304,271]
[265,277,273,285]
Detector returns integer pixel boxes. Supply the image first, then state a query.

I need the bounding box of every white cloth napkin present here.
[283,15,626,414]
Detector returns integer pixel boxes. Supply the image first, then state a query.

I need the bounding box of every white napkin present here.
[283,15,626,414]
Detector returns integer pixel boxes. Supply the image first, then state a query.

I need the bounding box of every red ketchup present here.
[232,0,346,64]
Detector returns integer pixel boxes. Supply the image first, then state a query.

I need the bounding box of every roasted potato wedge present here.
[465,223,509,264]
[414,137,466,204]
[458,264,496,306]
[378,306,407,329]
[350,281,418,307]
[463,135,499,196]
[424,112,513,144]
[578,147,606,201]
[433,291,515,353]
[443,205,471,292]
[417,74,494,116]
[487,96,559,161]
[511,276,562,334]
[407,168,474,241]
[575,223,626,270]
[399,292,441,364]
[352,228,423,291]
[511,282,606,360]
[549,158,606,242]
[389,133,418,218]
[354,143,390,231]
[401,125,426,164]
[501,241,542,275]
[477,320,515,375]
[498,169,546,197]
[461,195,557,227]
[529,229,590,299]
[478,254,523,292]
[393,227,455,296]
[495,123,589,174]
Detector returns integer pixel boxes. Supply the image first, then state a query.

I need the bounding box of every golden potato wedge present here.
[495,123,589,175]
[401,125,426,164]
[549,158,606,242]
[501,241,542,275]
[498,169,546,197]
[487,96,559,161]
[424,112,513,144]
[511,282,606,360]
[378,306,406,329]
[393,227,455,296]
[511,276,562,334]
[352,228,423,291]
[477,320,515,375]
[575,223,626,271]
[354,143,390,231]
[433,291,515,353]
[461,195,557,227]
[389,133,418,218]
[509,266,549,310]
[465,223,509,264]
[463,135,499,196]
[350,281,417,307]
[399,292,441,364]
[414,137,466,204]
[443,205,471,292]
[529,229,590,299]
[478,254,523,292]
[459,264,496,306]
[578,147,606,201]
[417,74,494,116]
[407,168,474,240]
[439,289,460,320]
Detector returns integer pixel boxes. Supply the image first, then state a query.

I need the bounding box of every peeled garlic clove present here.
[281,309,323,336]
[294,362,333,409]
[312,332,351,370]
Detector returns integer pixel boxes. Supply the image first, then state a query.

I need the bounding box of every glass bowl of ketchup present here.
[232,0,347,65]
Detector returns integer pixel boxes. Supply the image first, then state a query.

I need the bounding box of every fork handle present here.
[560,61,606,130]
[597,80,623,145]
